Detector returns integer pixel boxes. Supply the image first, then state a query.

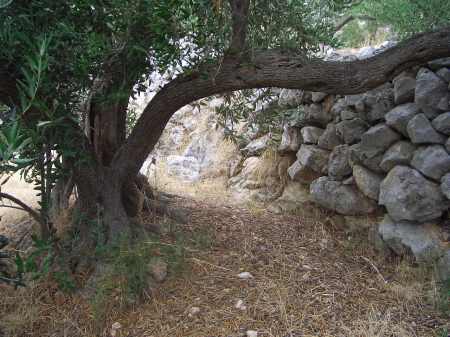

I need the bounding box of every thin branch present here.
[0,192,43,225]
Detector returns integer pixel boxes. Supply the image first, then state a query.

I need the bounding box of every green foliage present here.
[338,19,382,47]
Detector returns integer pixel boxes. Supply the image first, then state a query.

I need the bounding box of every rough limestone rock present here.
[428,57,450,71]
[385,103,421,136]
[340,109,359,121]
[288,145,329,183]
[310,176,377,215]
[301,126,324,144]
[363,84,395,123]
[359,124,401,158]
[379,166,448,222]
[393,76,416,105]
[353,165,384,201]
[447,137,450,152]
[411,145,450,181]
[317,124,342,150]
[380,141,416,172]
[378,215,445,263]
[331,98,349,117]
[349,143,384,173]
[415,68,449,119]
[242,134,271,156]
[328,145,352,180]
[278,89,304,107]
[311,92,328,103]
[167,155,201,181]
[441,173,450,199]
[336,118,369,144]
[436,67,450,83]
[303,103,333,127]
[406,113,447,144]
[437,250,450,281]
[278,125,301,153]
[431,112,450,135]
[345,94,365,112]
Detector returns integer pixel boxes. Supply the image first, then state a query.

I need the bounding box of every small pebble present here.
[246,330,258,337]
[237,272,254,279]
[188,306,201,317]
[235,299,247,311]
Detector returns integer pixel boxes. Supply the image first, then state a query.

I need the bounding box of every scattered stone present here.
[353,165,384,201]
[378,215,444,263]
[235,299,247,311]
[149,258,168,283]
[188,306,201,317]
[317,124,342,150]
[385,103,421,136]
[278,125,302,153]
[411,145,450,180]
[379,166,447,222]
[394,76,416,105]
[237,272,254,279]
[310,176,378,215]
[246,330,258,337]
[110,322,122,337]
[441,173,450,199]
[415,68,449,119]
[431,112,450,135]
[359,124,401,158]
[336,118,369,144]
[380,141,416,172]
[311,92,328,103]
[406,113,447,144]
[301,126,324,144]
[328,145,352,180]
[242,134,271,156]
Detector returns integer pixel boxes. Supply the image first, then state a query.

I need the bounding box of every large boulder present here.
[359,124,401,158]
[317,124,342,150]
[415,68,449,119]
[301,126,324,144]
[431,112,450,135]
[310,176,378,215]
[288,145,329,183]
[385,103,421,136]
[353,165,384,201]
[406,113,447,144]
[278,125,302,153]
[379,166,448,222]
[380,141,416,172]
[336,118,369,144]
[378,215,445,263]
[411,145,450,181]
[328,145,352,180]
[441,173,450,199]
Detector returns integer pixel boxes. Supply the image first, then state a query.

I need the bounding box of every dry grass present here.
[1,175,448,337]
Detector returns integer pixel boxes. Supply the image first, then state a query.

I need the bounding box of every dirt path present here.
[1,189,447,337]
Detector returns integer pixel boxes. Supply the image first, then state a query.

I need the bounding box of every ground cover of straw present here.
[1,187,448,337]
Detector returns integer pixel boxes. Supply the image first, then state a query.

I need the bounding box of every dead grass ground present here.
[1,189,448,337]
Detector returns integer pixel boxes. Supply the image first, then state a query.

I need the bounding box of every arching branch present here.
[114,27,450,180]
[0,192,43,225]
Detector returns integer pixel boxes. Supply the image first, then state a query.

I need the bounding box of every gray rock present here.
[441,173,450,199]
[278,89,304,107]
[431,112,450,135]
[311,92,328,103]
[349,143,384,173]
[447,137,450,152]
[149,258,168,283]
[380,141,416,172]
[328,145,352,180]
[436,250,450,281]
[415,68,449,118]
[288,145,330,183]
[378,215,444,263]
[385,103,421,136]
[379,166,447,222]
[243,134,271,156]
[278,125,301,153]
[363,84,395,123]
[304,103,333,127]
[353,165,384,201]
[411,145,450,180]
[301,126,324,144]
[436,67,450,82]
[359,124,401,158]
[331,99,349,117]
[340,109,359,121]
[336,118,369,144]
[345,94,365,109]
[310,176,378,215]
[394,76,416,105]
[317,124,343,150]
[428,57,450,70]
[406,113,447,144]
